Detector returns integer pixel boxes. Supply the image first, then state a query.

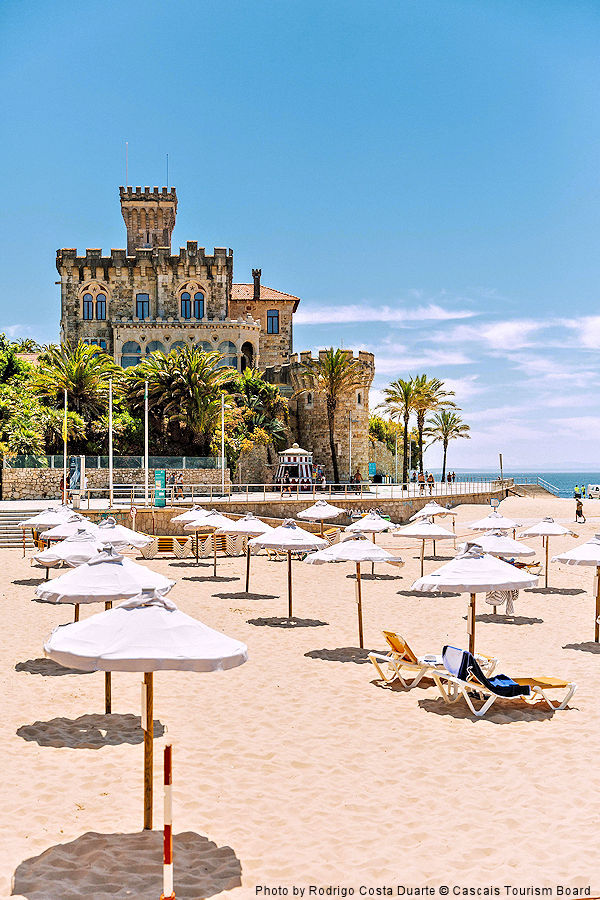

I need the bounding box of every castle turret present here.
[119,186,177,255]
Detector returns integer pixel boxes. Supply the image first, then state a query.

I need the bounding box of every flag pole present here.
[109,378,114,508]
[63,389,68,504]
[144,381,149,506]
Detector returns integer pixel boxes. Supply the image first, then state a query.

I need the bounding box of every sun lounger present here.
[368,631,497,689]
[432,646,576,717]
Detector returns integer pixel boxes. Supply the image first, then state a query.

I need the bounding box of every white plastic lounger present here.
[368,632,498,689]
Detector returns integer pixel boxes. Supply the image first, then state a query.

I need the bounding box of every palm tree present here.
[297,349,364,484]
[426,410,471,482]
[412,375,456,475]
[125,345,234,456]
[32,342,117,417]
[379,377,417,486]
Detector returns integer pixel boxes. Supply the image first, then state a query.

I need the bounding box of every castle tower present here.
[119,186,178,254]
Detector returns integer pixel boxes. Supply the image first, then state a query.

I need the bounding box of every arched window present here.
[267,309,279,334]
[197,340,213,353]
[83,293,94,320]
[181,292,191,319]
[121,341,142,368]
[136,294,150,320]
[170,341,186,353]
[306,392,313,408]
[194,291,205,318]
[96,294,106,320]
[218,341,238,369]
[146,340,165,356]
[241,341,254,371]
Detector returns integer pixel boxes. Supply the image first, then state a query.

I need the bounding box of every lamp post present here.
[108,378,113,507]
[221,393,225,496]
[144,381,149,506]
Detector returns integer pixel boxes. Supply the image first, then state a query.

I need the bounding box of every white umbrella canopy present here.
[519,517,576,588]
[297,499,345,534]
[552,535,600,641]
[214,514,275,592]
[95,517,153,550]
[461,531,536,558]
[409,501,452,521]
[34,529,107,570]
[345,511,394,534]
[249,520,327,617]
[35,550,174,605]
[184,510,238,574]
[44,593,248,829]
[305,533,404,647]
[19,506,75,529]
[469,510,521,531]
[395,517,456,576]
[40,515,100,541]
[412,547,538,653]
[170,505,209,523]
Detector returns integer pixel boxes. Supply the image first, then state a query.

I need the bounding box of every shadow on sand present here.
[12,830,242,899]
[15,658,92,677]
[418,697,559,722]
[304,647,382,664]
[473,613,543,626]
[182,575,239,583]
[563,641,600,655]
[396,589,461,598]
[525,587,585,596]
[214,591,279,601]
[17,713,165,750]
[12,577,45,587]
[345,573,402,581]
[248,616,328,628]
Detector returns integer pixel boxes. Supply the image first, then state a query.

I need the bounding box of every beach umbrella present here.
[297,499,345,536]
[19,506,74,529]
[170,505,208,523]
[184,509,237,575]
[305,533,404,647]
[214,514,274,592]
[44,593,247,830]
[36,549,174,713]
[409,501,452,521]
[33,528,107,578]
[345,511,394,574]
[460,530,536,559]
[249,520,327,617]
[412,546,538,654]
[552,534,600,640]
[39,515,99,542]
[469,510,521,534]
[519,517,576,588]
[95,516,153,550]
[394,516,456,576]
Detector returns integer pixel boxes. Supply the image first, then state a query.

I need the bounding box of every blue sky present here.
[1,0,600,470]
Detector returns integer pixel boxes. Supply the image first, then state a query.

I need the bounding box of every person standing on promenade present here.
[574,484,581,499]
[418,472,426,496]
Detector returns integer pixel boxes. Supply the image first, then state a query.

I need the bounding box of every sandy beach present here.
[2,494,600,898]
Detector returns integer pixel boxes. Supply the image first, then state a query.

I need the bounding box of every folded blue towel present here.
[443,646,530,698]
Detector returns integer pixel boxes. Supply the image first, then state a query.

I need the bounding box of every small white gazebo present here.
[215,514,274,592]
[519,517,576,588]
[298,499,345,536]
[306,533,403,647]
[275,443,313,486]
[249,520,327,617]
[44,594,248,830]
[552,534,600,641]
[394,516,456,575]
[412,547,538,653]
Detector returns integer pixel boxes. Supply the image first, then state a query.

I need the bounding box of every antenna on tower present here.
[125,142,128,185]
[166,153,169,189]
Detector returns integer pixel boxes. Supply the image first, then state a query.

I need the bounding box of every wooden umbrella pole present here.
[320,519,324,538]
[545,537,549,589]
[371,532,376,576]
[213,533,217,578]
[595,565,600,643]
[104,601,112,715]
[420,540,425,577]
[45,566,49,581]
[74,604,79,623]
[433,539,436,557]
[195,532,198,564]
[468,593,476,655]
[143,671,154,830]
[287,550,293,618]
[245,544,251,593]
[356,562,364,649]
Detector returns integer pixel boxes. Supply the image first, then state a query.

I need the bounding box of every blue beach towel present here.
[442,646,530,698]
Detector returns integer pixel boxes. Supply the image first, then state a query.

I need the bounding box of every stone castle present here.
[57,186,375,480]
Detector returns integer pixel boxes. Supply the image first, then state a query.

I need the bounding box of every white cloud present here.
[428,318,547,351]
[2,324,33,339]
[561,316,600,349]
[374,350,472,374]
[294,302,476,326]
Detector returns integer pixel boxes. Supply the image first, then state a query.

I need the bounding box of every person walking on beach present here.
[576,498,586,523]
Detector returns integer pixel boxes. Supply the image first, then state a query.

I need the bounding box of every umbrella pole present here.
[320,518,324,538]
[143,671,154,830]
[245,544,251,593]
[544,537,549,589]
[287,550,293,618]
[468,593,476,655]
[45,566,49,581]
[195,533,198,564]
[74,604,79,623]
[104,601,112,715]
[371,532,376,576]
[595,565,600,642]
[356,562,364,649]
[420,540,425,577]
[213,533,217,578]
[433,539,436,557]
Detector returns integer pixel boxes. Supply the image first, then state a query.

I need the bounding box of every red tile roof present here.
[231,284,300,311]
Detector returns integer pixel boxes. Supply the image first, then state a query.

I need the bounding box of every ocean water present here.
[431,472,600,499]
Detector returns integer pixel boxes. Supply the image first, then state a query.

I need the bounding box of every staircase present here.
[0,508,40,549]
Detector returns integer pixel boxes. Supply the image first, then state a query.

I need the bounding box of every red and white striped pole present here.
[160,744,175,900]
